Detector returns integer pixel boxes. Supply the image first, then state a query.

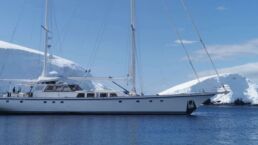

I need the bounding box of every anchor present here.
[186,100,197,115]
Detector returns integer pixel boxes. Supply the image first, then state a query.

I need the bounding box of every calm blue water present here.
[0,106,258,145]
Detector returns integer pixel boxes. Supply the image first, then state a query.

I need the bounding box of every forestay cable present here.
[136,41,144,95]
[180,0,226,90]
[51,1,63,53]
[163,0,201,83]
[0,0,27,77]
[59,2,78,53]
[87,1,115,71]
[174,29,201,83]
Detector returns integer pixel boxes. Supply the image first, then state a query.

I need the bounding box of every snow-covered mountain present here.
[0,40,103,92]
[159,73,258,105]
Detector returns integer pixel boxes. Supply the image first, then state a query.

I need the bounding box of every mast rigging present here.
[42,0,49,77]
[130,0,137,95]
[180,0,226,90]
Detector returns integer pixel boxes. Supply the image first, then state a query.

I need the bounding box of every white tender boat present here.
[0,0,226,114]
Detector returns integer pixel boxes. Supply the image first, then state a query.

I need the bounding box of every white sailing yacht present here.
[0,0,225,115]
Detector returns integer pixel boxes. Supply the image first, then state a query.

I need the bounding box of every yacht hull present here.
[0,93,215,115]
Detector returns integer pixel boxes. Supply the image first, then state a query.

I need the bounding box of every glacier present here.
[0,40,104,92]
[159,73,258,105]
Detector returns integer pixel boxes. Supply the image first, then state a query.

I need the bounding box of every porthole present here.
[149,100,152,103]
[20,100,23,103]
[136,100,140,103]
[43,101,47,103]
[160,100,164,102]
[118,100,122,103]
[52,101,55,103]
[6,100,9,103]
[60,101,64,103]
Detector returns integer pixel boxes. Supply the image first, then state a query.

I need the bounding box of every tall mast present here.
[42,0,49,77]
[130,0,137,95]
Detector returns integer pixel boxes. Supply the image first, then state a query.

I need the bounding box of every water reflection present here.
[0,106,258,145]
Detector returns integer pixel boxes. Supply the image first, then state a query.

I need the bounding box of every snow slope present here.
[0,40,102,92]
[159,74,258,104]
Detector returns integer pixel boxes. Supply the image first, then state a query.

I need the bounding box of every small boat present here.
[0,0,226,115]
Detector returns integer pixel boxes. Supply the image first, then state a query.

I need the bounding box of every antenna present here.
[130,0,137,96]
[41,0,49,77]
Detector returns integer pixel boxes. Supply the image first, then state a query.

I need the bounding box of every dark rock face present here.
[234,98,245,105]
[203,99,212,105]
[203,98,252,106]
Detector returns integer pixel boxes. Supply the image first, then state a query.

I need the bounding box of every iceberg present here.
[160,73,258,105]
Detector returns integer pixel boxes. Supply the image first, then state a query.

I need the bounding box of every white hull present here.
[0,93,215,115]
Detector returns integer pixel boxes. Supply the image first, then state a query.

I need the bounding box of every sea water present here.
[0,106,257,145]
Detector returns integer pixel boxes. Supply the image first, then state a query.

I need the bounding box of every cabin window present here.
[69,85,82,91]
[44,86,55,92]
[110,93,117,97]
[55,86,63,92]
[100,93,107,97]
[87,93,95,98]
[44,81,56,84]
[28,92,33,97]
[77,93,85,98]
[34,85,44,91]
[63,86,72,92]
